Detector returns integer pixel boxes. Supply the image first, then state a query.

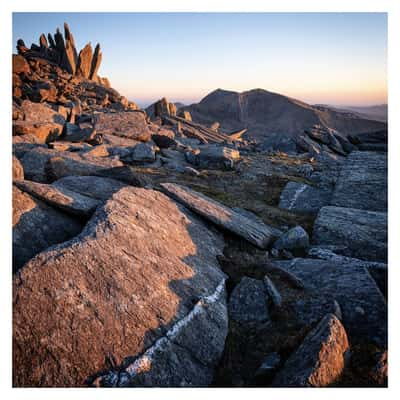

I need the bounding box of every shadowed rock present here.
[228,277,269,322]
[89,43,102,79]
[273,258,387,348]
[12,185,82,271]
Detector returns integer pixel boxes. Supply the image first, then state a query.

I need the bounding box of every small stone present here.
[274,226,309,251]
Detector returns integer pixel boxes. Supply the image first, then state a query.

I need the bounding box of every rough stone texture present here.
[13,187,227,387]
[45,152,123,182]
[94,111,152,142]
[13,156,24,180]
[330,151,387,212]
[12,101,65,143]
[14,179,100,217]
[186,145,240,170]
[89,43,102,80]
[228,277,269,323]
[13,54,30,74]
[20,147,61,183]
[273,258,387,348]
[274,226,309,251]
[160,183,278,249]
[52,175,128,202]
[279,181,332,214]
[12,185,82,271]
[76,43,93,78]
[312,206,387,262]
[122,143,156,163]
[273,314,349,387]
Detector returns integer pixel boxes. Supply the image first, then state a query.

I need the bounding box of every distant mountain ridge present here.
[314,104,387,122]
[181,88,387,141]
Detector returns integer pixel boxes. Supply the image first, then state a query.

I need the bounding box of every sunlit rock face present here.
[13,187,228,387]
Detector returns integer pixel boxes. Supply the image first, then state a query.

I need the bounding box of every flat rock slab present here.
[279,181,332,214]
[273,314,349,387]
[228,277,269,323]
[331,151,387,212]
[13,187,227,387]
[313,206,387,262]
[14,179,101,217]
[45,152,123,182]
[160,182,277,249]
[94,111,152,142]
[273,258,387,348]
[12,185,83,271]
[53,175,128,201]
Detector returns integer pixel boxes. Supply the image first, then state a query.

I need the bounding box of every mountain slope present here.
[181,89,387,141]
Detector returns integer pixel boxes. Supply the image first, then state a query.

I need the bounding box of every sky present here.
[12,12,387,107]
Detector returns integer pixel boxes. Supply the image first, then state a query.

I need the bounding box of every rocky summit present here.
[12,23,387,388]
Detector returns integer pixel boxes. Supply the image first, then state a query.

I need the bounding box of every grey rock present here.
[186,145,240,170]
[273,258,387,348]
[94,111,153,142]
[274,226,309,251]
[228,277,269,323]
[263,275,282,309]
[331,151,387,212]
[273,314,349,387]
[313,206,387,262]
[13,187,227,387]
[53,175,128,201]
[255,353,281,377]
[279,181,332,214]
[12,185,82,271]
[45,151,123,182]
[161,183,278,249]
[122,143,156,163]
[20,147,61,183]
[14,179,100,217]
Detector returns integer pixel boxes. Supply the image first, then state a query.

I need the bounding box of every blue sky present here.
[13,13,387,107]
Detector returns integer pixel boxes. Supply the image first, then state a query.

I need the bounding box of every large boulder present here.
[273,314,349,387]
[12,185,82,271]
[228,277,269,323]
[273,258,387,349]
[279,181,332,214]
[312,206,387,262]
[186,145,240,170]
[13,187,227,387]
[45,152,123,182]
[330,151,387,212]
[94,111,152,142]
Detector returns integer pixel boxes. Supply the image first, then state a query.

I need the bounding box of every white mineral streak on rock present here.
[288,184,307,210]
[112,279,226,386]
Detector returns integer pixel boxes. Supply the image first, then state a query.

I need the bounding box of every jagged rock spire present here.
[39,34,48,49]
[89,43,102,80]
[47,33,56,49]
[76,43,93,79]
[16,22,103,80]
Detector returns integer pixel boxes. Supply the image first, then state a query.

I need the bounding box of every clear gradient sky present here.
[12,12,387,107]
